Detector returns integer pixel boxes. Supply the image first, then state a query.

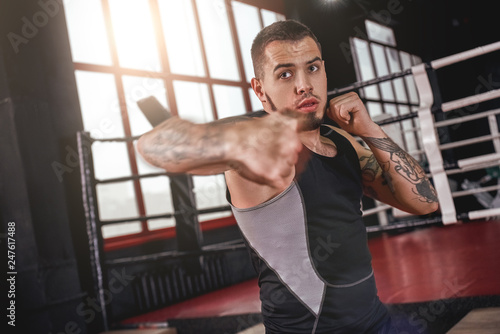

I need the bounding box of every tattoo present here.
[359,151,380,182]
[142,118,227,166]
[415,178,439,203]
[362,136,438,204]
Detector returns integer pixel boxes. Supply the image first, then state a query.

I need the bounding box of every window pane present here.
[402,119,418,154]
[385,48,408,103]
[108,0,161,71]
[92,142,131,179]
[384,103,398,116]
[193,175,232,221]
[399,51,412,70]
[398,105,411,115]
[412,55,422,66]
[75,71,124,139]
[405,76,419,104]
[75,71,131,179]
[400,51,419,104]
[64,0,111,65]
[367,102,383,118]
[140,176,175,231]
[261,9,284,27]
[147,219,174,231]
[233,1,261,82]
[352,38,379,99]
[213,85,246,119]
[365,20,396,46]
[414,118,423,150]
[381,104,405,148]
[102,222,142,239]
[173,81,214,123]
[249,88,262,111]
[158,0,205,76]
[97,181,138,221]
[370,44,395,101]
[196,0,239,81]
[122,75,168,136]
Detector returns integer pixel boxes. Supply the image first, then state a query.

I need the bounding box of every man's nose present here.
[296,73,313,95]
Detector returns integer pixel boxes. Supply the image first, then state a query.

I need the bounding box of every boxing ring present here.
[77,40,500,331]
[331,40,500,228]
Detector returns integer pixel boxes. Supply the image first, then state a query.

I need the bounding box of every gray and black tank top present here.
[228,118,389,333]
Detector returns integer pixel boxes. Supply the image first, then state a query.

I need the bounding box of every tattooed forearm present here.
[362,136,422,183]
[362,136,438,204]
[140,118,226,167]
[138,115,255,172]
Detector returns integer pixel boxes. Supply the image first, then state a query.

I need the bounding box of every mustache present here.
[295,92,321,106]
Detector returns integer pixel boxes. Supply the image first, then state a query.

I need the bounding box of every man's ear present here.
[251,77,266,103]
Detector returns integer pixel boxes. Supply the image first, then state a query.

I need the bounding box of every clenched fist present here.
[326,92,379,137]
[227,111,304,190]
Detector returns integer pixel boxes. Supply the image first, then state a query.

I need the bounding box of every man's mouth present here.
[297,98,319,112]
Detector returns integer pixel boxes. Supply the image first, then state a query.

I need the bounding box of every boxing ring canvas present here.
[119,219,500,334]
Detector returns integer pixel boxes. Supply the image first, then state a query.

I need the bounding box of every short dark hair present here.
[251,20,322,79]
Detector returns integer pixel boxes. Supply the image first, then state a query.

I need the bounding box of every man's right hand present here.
[227,112,303,190]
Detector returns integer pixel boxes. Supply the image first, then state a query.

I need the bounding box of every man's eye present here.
[309,65,319,72]
[279,71,292,79]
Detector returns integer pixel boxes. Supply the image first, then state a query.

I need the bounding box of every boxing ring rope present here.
[426,42,500,223]
[328,40,500,227]
[430,41,500,70]
[78,132,234,228]
[328,68,416,96]
[77,130,241,329]
[414,39,500,224]
[441,89,500,112]
[78,131,110,331]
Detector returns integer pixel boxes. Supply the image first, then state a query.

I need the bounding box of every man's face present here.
[252,36,327,131]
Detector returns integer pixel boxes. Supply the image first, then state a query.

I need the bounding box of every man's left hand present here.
[326,92,379,137]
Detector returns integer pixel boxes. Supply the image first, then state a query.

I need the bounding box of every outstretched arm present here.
[137,116,236,175]
[327,92,439,215]
[136,113,303,190]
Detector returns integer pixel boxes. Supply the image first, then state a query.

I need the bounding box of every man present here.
[138,20,438,333]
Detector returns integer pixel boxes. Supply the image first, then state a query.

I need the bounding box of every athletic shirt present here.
[228,121,389,334]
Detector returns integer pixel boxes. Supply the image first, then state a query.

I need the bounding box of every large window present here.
[351,20,423,161]
[64,0,285,240]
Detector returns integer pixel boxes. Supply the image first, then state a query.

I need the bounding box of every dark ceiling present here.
[284,0,500,90]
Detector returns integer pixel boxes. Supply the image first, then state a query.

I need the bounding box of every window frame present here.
[67,0,286,249]
[350,21,424,159]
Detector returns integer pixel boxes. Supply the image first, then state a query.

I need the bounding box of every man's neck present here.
[299,127,337,157]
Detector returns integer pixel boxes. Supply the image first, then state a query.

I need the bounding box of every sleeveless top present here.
[227,120,389,333]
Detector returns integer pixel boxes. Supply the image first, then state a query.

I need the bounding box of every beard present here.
[300,111,323,131]
[265,92,324,131]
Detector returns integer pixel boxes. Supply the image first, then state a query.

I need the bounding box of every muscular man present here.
[138,20,438,334]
